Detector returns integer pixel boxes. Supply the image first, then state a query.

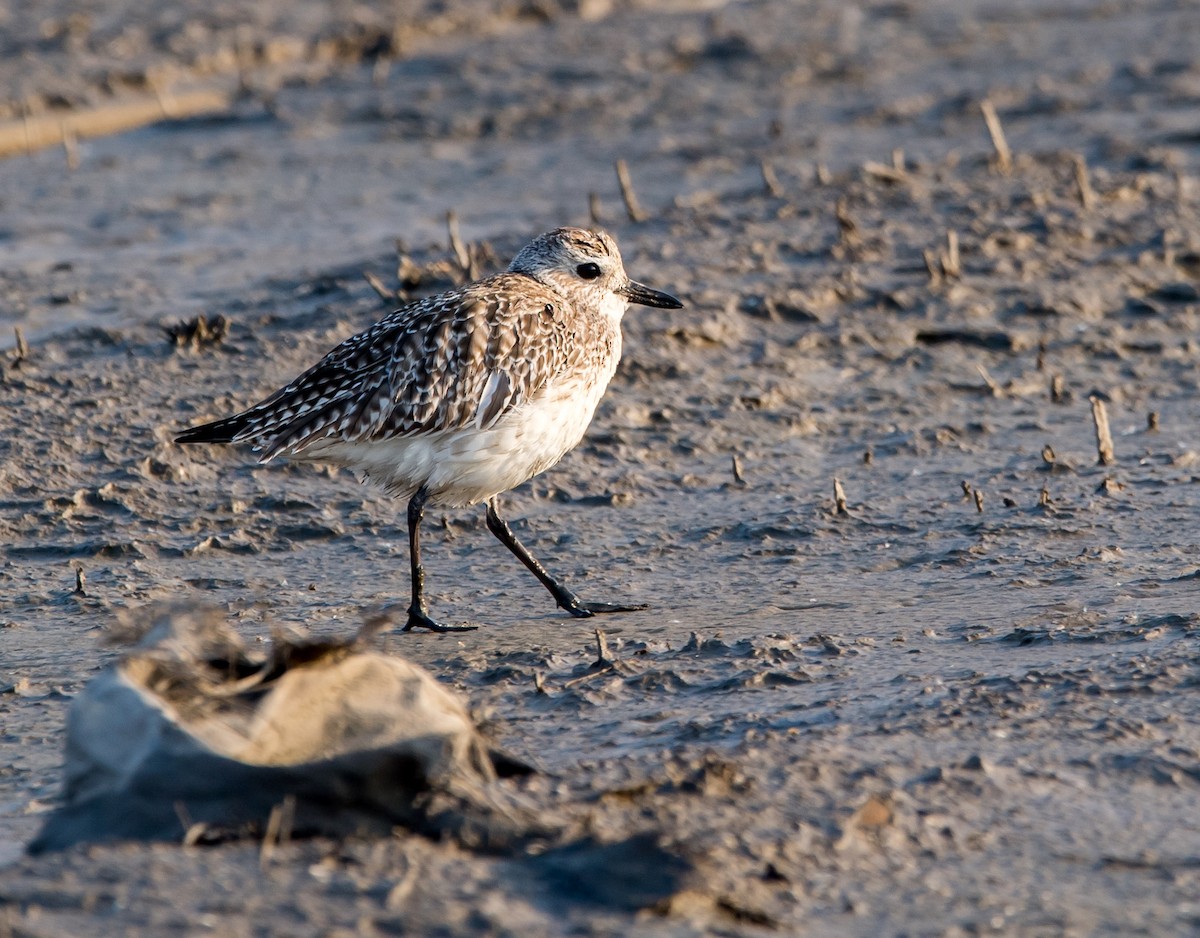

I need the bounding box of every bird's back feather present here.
[176,272,613,463]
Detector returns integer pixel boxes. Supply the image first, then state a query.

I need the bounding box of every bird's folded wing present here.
[255,279,567,460]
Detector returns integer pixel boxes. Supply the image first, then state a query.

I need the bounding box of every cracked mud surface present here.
[2,0,1200,934]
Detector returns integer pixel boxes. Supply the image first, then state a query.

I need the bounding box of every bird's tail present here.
[175,412,257,446]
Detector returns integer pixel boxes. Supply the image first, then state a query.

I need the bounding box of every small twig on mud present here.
[563,666,612,689]
[12,326,30,365]
[731,454,747,486]
[278,796,295,847]
[594,629,613,667]
[760,159,783,197]
[261,806,282,868]
[941,230,961,278]
[833,478,849,515]
[980,99,1013,174]
[385,855,421,911]
[446,210,470,273]
[588,191,604,226]
[863,160,906,185]
[923,248,942,285]
[892,148,905,173]
[615,159,647,223]
[976,364,1002,396]
[183,823,211,847]
[465,243,485,282]
[835,197,858,247]
[1036,340,1047,372]
[62,126,79,170]
[363,270,397,306]
[961,480,973,499]
[1072,154,1095,209]
[563,632,620,688]
[260,795,296,869]
[973,489,984,513]
[1038,486,1053,509]
[1147,411,1160,432]
[1090,396,1115,466]
[175,802,210,846]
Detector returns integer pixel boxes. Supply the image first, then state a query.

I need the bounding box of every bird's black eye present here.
[576,262,602,280]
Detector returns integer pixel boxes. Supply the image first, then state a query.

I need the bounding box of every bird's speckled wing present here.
[176,273,593,462]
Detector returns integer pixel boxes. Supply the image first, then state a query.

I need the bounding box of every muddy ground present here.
[2,0,1200,934]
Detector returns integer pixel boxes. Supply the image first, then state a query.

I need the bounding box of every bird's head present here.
[508,227,682,316]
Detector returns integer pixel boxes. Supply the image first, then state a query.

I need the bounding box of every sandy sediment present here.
[1,0,1200,934]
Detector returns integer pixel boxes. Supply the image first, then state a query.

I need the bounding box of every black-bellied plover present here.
[176,227,682,632]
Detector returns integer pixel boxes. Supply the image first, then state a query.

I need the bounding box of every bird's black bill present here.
[622,280,683,309]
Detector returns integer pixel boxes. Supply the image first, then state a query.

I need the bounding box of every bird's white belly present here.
[303,367,615,507]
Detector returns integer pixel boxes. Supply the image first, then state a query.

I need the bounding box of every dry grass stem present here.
[760,159,783,197]
[363,270,397,305]
[976,364,1001,396]
[594,629,613,666]
[1072,154,1095,209]
[62,127,80,170]
[13,327,30,364]
[1089,396,1115,466]
[980,99,1013,173]
[942,230,961,278]
[615,159,647,222]
[446,211,470,272]
[863,160,906,184]
[923,248,942,285]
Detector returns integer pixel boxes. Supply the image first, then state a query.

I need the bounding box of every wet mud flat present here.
[3,0,1200,934]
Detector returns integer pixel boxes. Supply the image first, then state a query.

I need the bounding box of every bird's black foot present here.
[559,597,650,619]
[402,606,479,633]
[482,498,648,623]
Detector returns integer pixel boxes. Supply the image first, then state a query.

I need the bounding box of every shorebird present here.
[176,227,682,632]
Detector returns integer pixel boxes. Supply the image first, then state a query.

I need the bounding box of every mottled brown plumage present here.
[177,227,682,632]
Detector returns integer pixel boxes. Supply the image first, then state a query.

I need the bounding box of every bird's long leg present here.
[403,486,477,633]
[485,497,648,618]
